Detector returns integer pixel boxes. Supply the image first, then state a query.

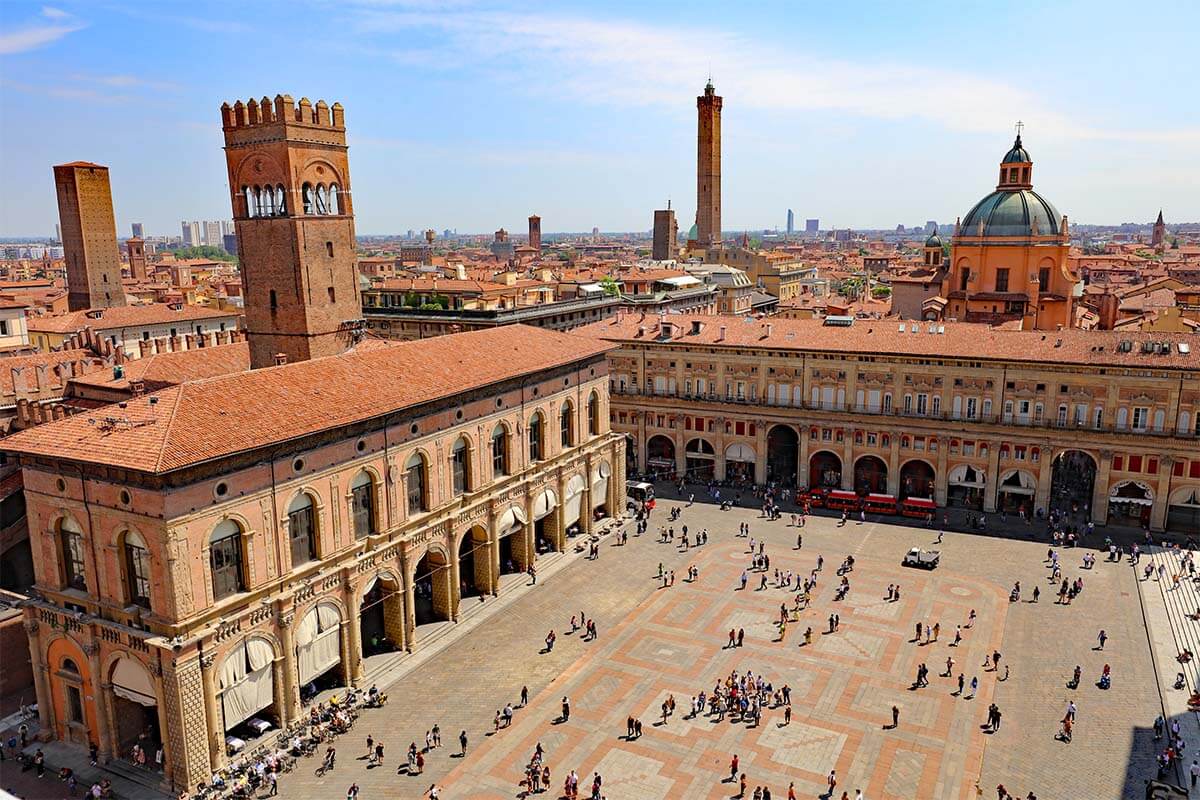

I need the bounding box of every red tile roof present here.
[4,325,614,474]
[578,314,1200,370]
[27,304,240,334]
[68,342,251,392]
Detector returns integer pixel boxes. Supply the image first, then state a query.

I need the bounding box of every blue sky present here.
[1,0,1197,237]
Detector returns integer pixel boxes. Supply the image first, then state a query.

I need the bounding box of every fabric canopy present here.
[591,461,611,508]
[219,637,274,730]
[998,470,1035,495]
[563,474,587,527]
[532,488,557,521]
[297,604,342,685]
[497,506,527,536]
[726,443,755,462]
[111,657,156,707]
[948,464,986,487]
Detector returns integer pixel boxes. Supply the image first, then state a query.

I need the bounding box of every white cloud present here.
[0,7,85,54]
[348,6,1200,146]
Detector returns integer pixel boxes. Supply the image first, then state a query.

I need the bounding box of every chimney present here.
[274,353,288,366]
[129,379,145,396]
[718,325,727,341]
[766,323,773,337]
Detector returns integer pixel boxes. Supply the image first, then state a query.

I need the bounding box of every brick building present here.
[53,162,127,311]
[587,314,1200,533]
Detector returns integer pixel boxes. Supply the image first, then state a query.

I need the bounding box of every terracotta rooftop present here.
[4,325,613,474]
[54,161,106,169]
[26,304,240,334]
[68,342,251,392]
[579,314,1200,370]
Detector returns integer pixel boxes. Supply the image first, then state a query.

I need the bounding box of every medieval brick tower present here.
[220,95,362,369]
[1152,210,1166,248]
[126,236,147,281]
[53,162,127,311]
[696,80,722,247]
[528,214,541,254]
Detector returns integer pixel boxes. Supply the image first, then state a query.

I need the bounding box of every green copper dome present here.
[1002,134,1031,163]
[924,229,942,248]
[960,189,1061,238]
[687,222,699,240]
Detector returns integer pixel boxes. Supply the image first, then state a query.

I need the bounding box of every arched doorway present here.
[217,637,275,738]
[360,572,404,656]
[947,464,986,509]
[767,426,799,487]
[1049,450,1098,517]
[854,455,888,495]
[47,640,93,746]
[725,443,756,484]
[496,506,527,575]
[109,657,161,769]
[998,469,1036,514]
[685,438,716,481]
[458,525,490,597]
[899,460,935,500]
[809,451,842,489]
[296,602,343,696]
[413,549,451,626]
[1108,480,1153,527]
[1168,487,1200,534]
[646,435,676,479]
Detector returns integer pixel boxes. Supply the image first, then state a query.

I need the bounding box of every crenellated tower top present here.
[220,95,345,130]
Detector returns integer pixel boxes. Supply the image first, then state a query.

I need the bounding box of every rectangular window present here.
[125,544,151,609]
[1129,454,1143,472]
[916,394,928,415]
[288,506,316,565]
[1038,268,1050,292]
[966,397,978,419]
[351,483,374,538]
[62,531,86,591]
[932,396,941,416]
[982,398,992,418]
[67,685,84,724]
[210,533,244,600]
[1132,407,1149,430]
[903,394,913,413]
[406,464,426,513]
[995,268,1010,293]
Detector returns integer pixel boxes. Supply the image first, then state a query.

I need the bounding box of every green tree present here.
[872,285,892,298]
[170,245,236,263]
[598,276,621,297]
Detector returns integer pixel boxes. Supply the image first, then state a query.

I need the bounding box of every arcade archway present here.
[1050,450,1098,517]
[899,460,935,500]
[947,464,986,509]
[1108,480,1153,527]
[458,525,491,598]
[767,426,799,487]
[809,451,842,489]
[998,469,1036,513]
[360,572,404,656]
[854,455,888,495]
[685,438,716,481]
[413,549,451,627]
[725,443,756,484]
[646,435,676,478]
[1168,487,1200,534]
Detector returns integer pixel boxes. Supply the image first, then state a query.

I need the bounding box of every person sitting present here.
[1179,648,1194,663]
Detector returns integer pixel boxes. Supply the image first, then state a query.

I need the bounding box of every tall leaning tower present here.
[696,80,722,247]
[220,95,363,369]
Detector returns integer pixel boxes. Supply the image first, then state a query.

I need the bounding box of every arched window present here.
[287,494,317,566]
[315,184,329,215]
[560,402,574,448]
[61,658,79,675]
[59,517,86,591]
[209,519,244,600]
[260,185,274,216]
[274,185,286,216]
[587,392,600,436]
[450,438,471,496]
[123,531,152,610]
[328,184,339,215]
[529,412,544,462]
[491,424,508,478]
[302,183,315,215]
[405,453,428,515]
[242,186,256,218]
[349,471,375,539]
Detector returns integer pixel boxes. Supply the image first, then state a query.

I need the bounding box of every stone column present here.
[489,520,501,595]
[842,434,855,491]
[754,422,768,485]
[798,429,810,489]
[984,443,1002,513]
[521,491,537,569]
[449,540,461,621]
[401,552,416,652]
[1034,454,1054,515]
[277,611,301,722]
[555,473,568,552]
[85,641,116,760]
[1150,457,1174,533]
[338,621,357,687]
[24,618,54,731]
[345,583,364,685]
[1092,450,1113,525]
[886,438,901,496]
[934,440,949,506]
[161,653,212,795]
[580,485,593,536]
[198,652,223,769]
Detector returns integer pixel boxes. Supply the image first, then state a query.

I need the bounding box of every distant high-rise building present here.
[443,229,452,239]
[127,237,148,281]
[220,220,235,237]
[592,227,600,243]
[786,209,794,235]
[653,208,679,260]
[53,161,127,311]
[131,222,144,238]
[223,233,238,256]
[406,229,415,239]
[54,223,61,243]
[203,220,223,248]
[805,218,819,235]
[1152,210,1166,247]
[695,80,722,246]
[925,220,938,235]
[528,214,542,254]
[181,220,201,247]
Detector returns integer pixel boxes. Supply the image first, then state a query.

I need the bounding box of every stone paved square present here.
[265,497,1161,800]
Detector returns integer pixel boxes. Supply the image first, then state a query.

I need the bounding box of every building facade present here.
[6,325,625,794]
[588,314,1200,534]
[221,95,363,369]
[695,81,722,247]
[53,162,127,312]
[653,208,679,261]
[528,215,541,254]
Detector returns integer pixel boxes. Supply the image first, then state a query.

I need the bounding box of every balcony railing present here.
[608,386,1199,440]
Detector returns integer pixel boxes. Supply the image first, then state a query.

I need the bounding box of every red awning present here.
[866,493,897,503]
[828,490,858,501]
[902,497,937,509]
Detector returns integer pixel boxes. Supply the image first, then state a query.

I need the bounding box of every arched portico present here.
[809,451,842,489]
[854,455,888,495]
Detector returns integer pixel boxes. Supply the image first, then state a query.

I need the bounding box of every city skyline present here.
[1,0,1198,238]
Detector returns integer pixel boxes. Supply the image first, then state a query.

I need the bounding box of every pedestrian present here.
[562,696,571,722]
[891,705,900,728]
[1097,629,1107,650]
[459,730,468,756]
[346,783,359,800]
[828,769,837,794]
[34,748,45,778]
[730,754,739,781]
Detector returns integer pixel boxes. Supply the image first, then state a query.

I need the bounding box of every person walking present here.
[1097,629,1107,650]
[891,705,900,728]
[561,696,571,722]
[459,730,468,756]
[346,784,359,800]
